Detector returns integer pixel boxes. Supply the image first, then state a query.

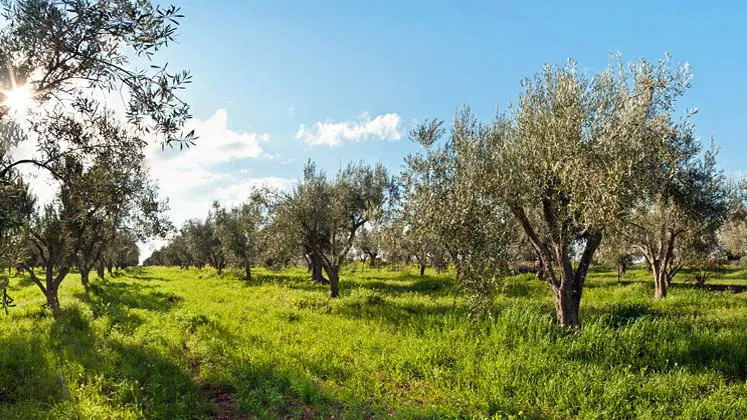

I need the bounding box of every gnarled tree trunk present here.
[244,261,252,281]
[80,268,90,288]
[653,266,667,299]
[96,261,106,280]
[513,205,601,327]
[326,267,340,298]
[28,264,69,311]
[310,251,328,284]
[551,284,581,327]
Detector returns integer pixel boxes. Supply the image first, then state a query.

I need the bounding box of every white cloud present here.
[296,112,401,146]
[143,108,284,234]
[148,108,266,166]
[213,177,295,203]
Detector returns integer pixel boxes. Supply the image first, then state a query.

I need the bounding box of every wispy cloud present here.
[295,112,401,146]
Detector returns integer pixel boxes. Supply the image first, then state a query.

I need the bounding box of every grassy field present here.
[1,265,746,419]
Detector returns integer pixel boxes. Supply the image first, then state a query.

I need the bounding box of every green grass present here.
[1,265,746,419]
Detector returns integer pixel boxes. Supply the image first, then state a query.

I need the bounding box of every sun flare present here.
[1,83,35,114]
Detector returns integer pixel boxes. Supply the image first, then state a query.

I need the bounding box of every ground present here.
[0,265,746,419]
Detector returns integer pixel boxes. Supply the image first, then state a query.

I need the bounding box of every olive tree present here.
[473,57,692,326]
[0,168,33,313]
[418,55,690,326]
[214,197,266,281]
[355,223,384,268]
[619,146,733,298]
[25,203,75,309]
[380,215,440,275]
[28,112,170,288]
[595,234,634,282]
[182,217,224,273]
[274,161,396,297]
[405,113,518,315]
[719,191,747,262]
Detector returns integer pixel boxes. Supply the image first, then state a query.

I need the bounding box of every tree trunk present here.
[419,263,426,276]
[551,283,581,327]
[244,262,252,281]
[654,268,667,299]
[327,267,340,298]
[310,251,328,284]
[617,259,627,282]
[80,269,90,288]
[43,265,68,310]
[45,285,60,309]
[368,253,377,268]
[107,264,113,276]
[96,262,105,280]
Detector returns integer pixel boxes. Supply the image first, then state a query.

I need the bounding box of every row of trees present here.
[145,198,265,280]
[146,161,398,298]
[0,0,192,311]
[148,56,742,328]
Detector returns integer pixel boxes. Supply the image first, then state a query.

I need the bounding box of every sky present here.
[15,1,747,258]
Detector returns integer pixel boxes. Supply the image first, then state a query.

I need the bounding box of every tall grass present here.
[0,266,745,418]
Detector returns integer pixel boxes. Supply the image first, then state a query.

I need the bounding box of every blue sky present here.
[143,0,746,230]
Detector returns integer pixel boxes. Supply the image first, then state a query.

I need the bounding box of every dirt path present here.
[200,384,249,420]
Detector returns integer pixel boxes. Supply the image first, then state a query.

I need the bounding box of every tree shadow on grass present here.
[10,273,36,289]
[76,282,181,313]
[48,305,209,418]
[564,302,747,382]
[71,281,182,337]
[583,279,648,290]
[278,274,457,298]
[0,333,61,405]
[670,283,747,293]
[347,277,456,297]
[239,269,456,297]
[123,273,169,282]
[0,304,212,417]
[335,295,461,323]
[584,302,653,328]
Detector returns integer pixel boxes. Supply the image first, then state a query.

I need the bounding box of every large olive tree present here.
[485,57,695,326]
[411,57,695,326]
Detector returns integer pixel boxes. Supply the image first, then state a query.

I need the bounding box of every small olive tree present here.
[619,142,733,298]
[214,197,267,281]
[273,161,396,297]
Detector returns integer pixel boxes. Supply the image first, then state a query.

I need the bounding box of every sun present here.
[1,83,35,114]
